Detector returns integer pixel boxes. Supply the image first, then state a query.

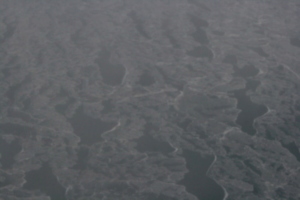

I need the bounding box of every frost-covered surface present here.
[0,0,300,199]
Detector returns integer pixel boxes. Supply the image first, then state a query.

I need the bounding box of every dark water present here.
[177,118,193,131]
[5,75,31,105]
[143,193,178,200]
[179,150,224,200]
[0,123,33,169]
[0,137,21,169]
[0,123,35,138]
[295,115,300,123]
[55,103,69,115]
[23,163,66,200]
[101,99,115,114]
[143,122,159,134]
[137,70,155,86]
[135,134,174,154]
[290,37,300,48]
[70,106,117,145]
[7,109,34,123]
[189,14,209,45]
[231,64,268,136]
[135,122,174,154]
[281,142,300,162]
[94,50,126,86]
[187,46,213,61]
[233,64,259,78]
[192,28,209,45]
[275,187,286,198]
[55,98,75,115]
[5,83,22,104]
[191,28,209,45]
[295,115,300,130]
[0,172,10,188]
[233,88,268,136]
[245,79,261,92]
[72,146,90,170]
[222,54,237,66]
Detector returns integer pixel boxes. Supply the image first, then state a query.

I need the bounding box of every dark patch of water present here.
[222,54,237,66]
[194,126,208,139]
[5,83,22,104]
[178,150,224,200]
[1,67,14,77]
[295,115,300,123]
[0,172,10,188]
[137,71,155,86]
[55,103,69,115]
[188,13,209,45]
[143,193,178,200]
[55,98,75,115]
[72,146,90,170]
[192,28,209,45]
[143,122,159,134]
[7,109,34,123]
[186,46,213,61]
[11,189,32,198]
[23,163,66,200]
[265,128,275,140]
[101,99,115,114]
[212,30,225,36]
[5,75,32,105]
[70,106,117,145]
[135,134,174,154]
[177,118,193,131]
[279,126,292,136]
[233,89,267,136]
[22,98,31,110]
[94,50,126,86]
[230,63,267,136]
[290,37,300,48]
[0,137,21,169]
[295,115,300,130]
[275,187,285,198]
[281,142,300,162]
[0,123,35,138]
[252,182,263,196]
[245,79,261,92]
[233,64,259,78]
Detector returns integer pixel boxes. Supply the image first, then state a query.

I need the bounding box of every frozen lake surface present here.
[1,1,300,200]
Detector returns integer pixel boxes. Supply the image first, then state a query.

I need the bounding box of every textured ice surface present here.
[1,1,300,200]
